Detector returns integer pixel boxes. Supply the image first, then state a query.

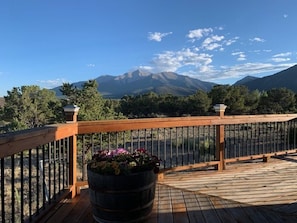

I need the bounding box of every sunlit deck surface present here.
[40,154,297,223]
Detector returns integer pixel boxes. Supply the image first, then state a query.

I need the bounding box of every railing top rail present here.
[0,123,77,158]
[1,113,297,158]
[77,114,297,134]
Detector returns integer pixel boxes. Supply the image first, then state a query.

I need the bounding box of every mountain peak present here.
[116,69,151,81]
[51,64,297,99]
[240,64,297,92]
[234,76,259,86]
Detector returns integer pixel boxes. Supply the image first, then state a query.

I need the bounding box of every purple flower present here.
[108,148,129,156]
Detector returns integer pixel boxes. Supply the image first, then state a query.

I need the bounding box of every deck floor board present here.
[39,154,297,223]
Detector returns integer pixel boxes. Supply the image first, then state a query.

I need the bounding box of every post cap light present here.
[63,104,80,113]
[213,104,227,113]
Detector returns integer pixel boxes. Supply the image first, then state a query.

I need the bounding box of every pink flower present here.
[108,148,129,156]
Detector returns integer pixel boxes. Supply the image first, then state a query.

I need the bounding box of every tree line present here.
[0,79,296,133]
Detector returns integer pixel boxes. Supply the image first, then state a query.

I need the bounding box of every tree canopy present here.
[1,86,62,131]
[60,80,124,121]
[1,81,297,133]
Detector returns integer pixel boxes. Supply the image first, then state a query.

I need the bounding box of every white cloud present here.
[201,35,224,50]
[271,52,292,62]
[148,48,212,73]
[184,62,296,83]
[283,14,288,18]
[38,78,67,89]
[187,28,213,41]
[231,52,246,61]
[223,63,293,77]
[224,37,239,46]
[273,52,291,57]
[137,65,153,71]
[271,57,290,62]
[148,32,173,42]
[250,37,265,42]
[211,63,296,82]
[141,27,296,84]
[87,64,95,67]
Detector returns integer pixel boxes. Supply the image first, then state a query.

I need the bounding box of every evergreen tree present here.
[186,90,211,115]
[258,88,296,114]
[1,86,62,131]
[60,80,122,121]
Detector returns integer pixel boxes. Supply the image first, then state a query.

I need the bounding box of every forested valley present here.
[0,79,296,133]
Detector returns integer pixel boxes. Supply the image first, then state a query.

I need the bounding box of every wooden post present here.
[213,104,227,171]
[63,105,80,198]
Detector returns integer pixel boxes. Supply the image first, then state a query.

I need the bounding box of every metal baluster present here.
[28,149,32,220]
[169,128,173,167]
[48,143,52,204]
[1,158,4,223]
[163,128,166,169]
[20,152,24,222]
[11,154,15,223]
[58,140,62,193]
[36,147,40,215]
[61,139,65,190]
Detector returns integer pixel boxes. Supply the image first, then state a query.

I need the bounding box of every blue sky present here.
[1,0,297,97]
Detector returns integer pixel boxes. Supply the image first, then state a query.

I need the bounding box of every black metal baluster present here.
[144,129,147,151]
[163,128,166,168]
[292,119,297,149]
[209,126,215,161]
[107,133,111,149]
[191,126,195,163]
[42,145,46,206]
[54,141,57,199]
[285,122,290,149]
[11,155,15,223]
[48,143,52,204]
[28,149,32,221]
[150,129,154,156]
[62,139,65,189]
[66,138,70,188]
[58,140,62,193]
[169,128,173,167]
[181,127,184,165]
[1,158,5,223]
[137,130,140,149]
[202,126,206,162]
[225,125,230,159]
[20,152,24,223]
[186,127,189,164]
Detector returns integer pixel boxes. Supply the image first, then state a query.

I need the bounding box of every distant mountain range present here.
[52,65,297,98]
[234,64,297,92]
[53,70,216,98]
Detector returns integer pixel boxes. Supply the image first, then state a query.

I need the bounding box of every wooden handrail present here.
[0,123,77,158]
[77,114,297,134]
[1,112,297,222]
[1,114,297,158]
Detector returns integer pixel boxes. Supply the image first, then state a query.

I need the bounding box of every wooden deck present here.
[40,154,297,223]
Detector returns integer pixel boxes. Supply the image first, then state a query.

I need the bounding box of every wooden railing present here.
[1,110,297,222]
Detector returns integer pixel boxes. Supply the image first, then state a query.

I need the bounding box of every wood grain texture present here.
[39,155,297,223]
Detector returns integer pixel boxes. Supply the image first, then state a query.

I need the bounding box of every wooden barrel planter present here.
[87,168,157,223]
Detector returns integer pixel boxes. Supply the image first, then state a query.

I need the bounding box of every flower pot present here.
[87,168,157,223]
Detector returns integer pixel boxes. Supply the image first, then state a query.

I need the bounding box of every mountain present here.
[53,70,216,98]
[237,65,297,92]
[234,76,259,86]
[52,64,297,98]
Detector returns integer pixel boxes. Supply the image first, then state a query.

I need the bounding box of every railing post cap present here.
[213,104,227,112]
[63,104,80,113]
